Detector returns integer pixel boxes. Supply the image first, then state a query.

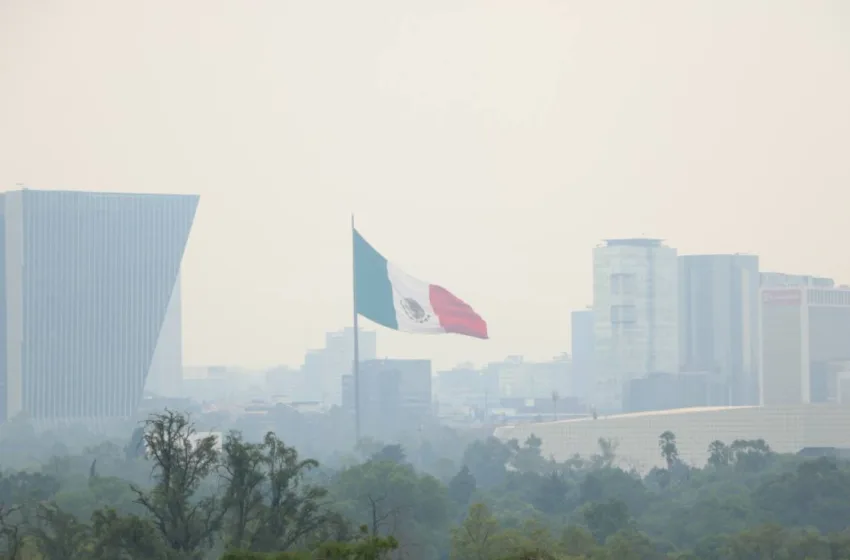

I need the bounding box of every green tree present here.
[353,438,385,462]
[706,440,731,468]
[450,503,501,560]
[124,427,146,462]
[132,410,225,558]
[221,432,267,551]
[658,431,678,471]
[752,456,850,534]
[579,468,649,517]
[331,460,450,559]
[581,499,631,544]
[603,529,659,560]
[502,519,560,560]
[239,432,329,552]
[0,505,24,560]
[510,435,548,474]
[312,527,397,560]
[559,525,596,558]
[370,445,406,465]
[786,527,831,559]
[590,438,618,469]
[447,466,476,507]
[0,471,60,505]
[729,439,773,472]
[89,508,169,560]
[30,503,92,560]
[221,526,397,560]
[461,438,513,489]
[721,524,789,560]
[530,472,573,516]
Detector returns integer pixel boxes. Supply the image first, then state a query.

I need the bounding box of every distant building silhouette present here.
[342,358,432,442]
[678,254,760,405]
[300,328,376,406]
[483,355,570,400]
[570,308,594,401]
[760,285,850,406]
[435,364,483,410]
[624,371,728,412]
[0,189,197,425]
[593,238,678,412]
[760,272,834,288]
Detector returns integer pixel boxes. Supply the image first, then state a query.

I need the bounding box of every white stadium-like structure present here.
[493,404,850,474]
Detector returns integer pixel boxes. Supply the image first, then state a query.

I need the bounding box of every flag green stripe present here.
[354,229,399,330]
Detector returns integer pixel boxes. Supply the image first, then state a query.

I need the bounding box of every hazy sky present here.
[1,1,849,370]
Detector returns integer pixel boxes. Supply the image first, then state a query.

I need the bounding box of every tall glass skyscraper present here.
[679,254,760,405]
[0,189,198,424]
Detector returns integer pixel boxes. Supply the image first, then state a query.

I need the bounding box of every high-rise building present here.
[264,365,303,401]
[302,328,376,406]
[484,355,570,399]
[342,358,432,442]
[592,238,678,412]
[571,308,594,401]
[761,272,834,288]
[435,364,484,409]
[144,273,184,398]
[0,189,197,424]
[760,286,850,405]
[678,254,760,405]
[624,371,729,413]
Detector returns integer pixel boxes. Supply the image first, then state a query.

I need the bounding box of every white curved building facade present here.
[494,405,850,473]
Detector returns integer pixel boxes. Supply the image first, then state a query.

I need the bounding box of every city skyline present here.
[2,1,848,371]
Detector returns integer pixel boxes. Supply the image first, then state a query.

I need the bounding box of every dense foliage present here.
[3,410,850,559]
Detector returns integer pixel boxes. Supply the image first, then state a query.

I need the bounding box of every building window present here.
[611,305,637,324]
[610,273,637,296]
[610,274,621,295]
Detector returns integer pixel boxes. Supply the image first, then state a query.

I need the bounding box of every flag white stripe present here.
[386,262,446,334]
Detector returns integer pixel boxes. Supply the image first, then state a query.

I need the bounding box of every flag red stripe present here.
[428,285,488,339]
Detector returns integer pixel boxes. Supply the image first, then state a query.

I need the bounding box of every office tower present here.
[571,308,594,401]
[679,254,760,405]
[592,238,678,412]
[760,272,834,288]
[343,358,432,441]
[303,328,376,406]
[624,371,729,412]
[144,272,184,398]
[760,286,850,405]
[484,355,570,399]
[435,364,483,409]
[0,189,197,424]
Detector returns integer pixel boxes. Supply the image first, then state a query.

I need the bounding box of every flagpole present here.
[351,214,361,444]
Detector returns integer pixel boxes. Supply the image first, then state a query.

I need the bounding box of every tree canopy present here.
[3,411,850,559]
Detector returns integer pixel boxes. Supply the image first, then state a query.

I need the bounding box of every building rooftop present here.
[548,405,758,426]
[603,238,663,248]
[679,253,758,259]
[1,188,198,199]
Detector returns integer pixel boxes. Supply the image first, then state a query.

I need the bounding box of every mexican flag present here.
[354,228,488,339]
